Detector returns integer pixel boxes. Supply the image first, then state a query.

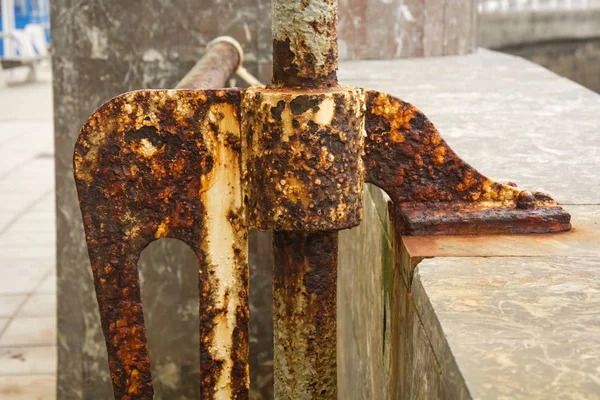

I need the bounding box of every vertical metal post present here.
[271,0,339,89]
[273,232,338,399]
[270,0,340,398]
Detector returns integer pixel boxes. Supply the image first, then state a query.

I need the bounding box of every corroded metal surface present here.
[363,90,571,235]
[271,0,338,88]
[400,206,599,259]
[266,4,355,396]
[273,231,338,400]
[74,89,249,399]
[242,86,365,232]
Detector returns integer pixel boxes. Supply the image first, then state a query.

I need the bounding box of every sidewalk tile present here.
[0,375,55,399]
[0,346,56,375]
[17,294,56,317]
[0,296,26,318]
[0,248,55,259]
[0,266,49,295]
[37,274,56,294]
[0,317,56,347]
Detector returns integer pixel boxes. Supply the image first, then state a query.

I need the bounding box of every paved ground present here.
[0,64,57,399]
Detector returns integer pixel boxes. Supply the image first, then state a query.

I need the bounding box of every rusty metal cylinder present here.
[271,0,339,88]
[241,86,365,232]
[266,2,351,397]
[176,38,241,90]
[273,231,338,399]
[241,85,364,396]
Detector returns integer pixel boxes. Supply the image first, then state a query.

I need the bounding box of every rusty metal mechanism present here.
[73,0,571,398]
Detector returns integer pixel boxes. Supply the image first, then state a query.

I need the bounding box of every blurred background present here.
[0,0,598,398]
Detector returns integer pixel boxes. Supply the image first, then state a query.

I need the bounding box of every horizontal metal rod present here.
[176,38,242,90]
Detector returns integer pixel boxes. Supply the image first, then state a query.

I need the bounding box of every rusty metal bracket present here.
[73,1,571,399]
[363,91,571,235]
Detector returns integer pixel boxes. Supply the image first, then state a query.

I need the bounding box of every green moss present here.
[381,224,394,351]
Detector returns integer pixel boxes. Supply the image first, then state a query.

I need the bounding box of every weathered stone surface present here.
[415,256,600,399]
[338,0,477,60]
[338,186,392,400]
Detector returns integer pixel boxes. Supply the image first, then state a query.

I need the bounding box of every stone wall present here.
[501,39,600,93]
[480,9,600,92]
[338,186,394,399]
[340,48,600,399]
[338,0,477,59]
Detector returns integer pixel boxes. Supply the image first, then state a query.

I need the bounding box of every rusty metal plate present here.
[363,90,571,235]
[74,88,249,399]
[400,205,599,259]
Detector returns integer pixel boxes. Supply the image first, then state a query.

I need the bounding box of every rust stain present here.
[74,89,249,399]
[273,231,338,400]
[364,90,571,235]
[401,220,595,259]
[271,37,338,89]
[72,0,573,398]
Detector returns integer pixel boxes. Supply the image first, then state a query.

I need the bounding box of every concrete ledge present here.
[415,256,600,399]
[340,49,600,398]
